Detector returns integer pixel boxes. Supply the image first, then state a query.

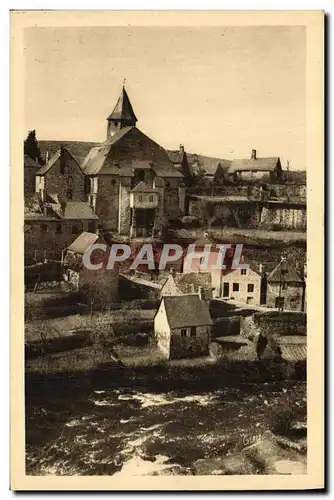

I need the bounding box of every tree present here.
[24,130,43,164]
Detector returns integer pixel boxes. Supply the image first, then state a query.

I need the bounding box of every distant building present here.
[221,266,265,306]
[266,260,305,311]
[154,294,212,359]
[62,231,119,303]
[160,271,212,300]
[227,149,283,184]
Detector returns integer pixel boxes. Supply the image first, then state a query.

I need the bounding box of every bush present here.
[269,405,296,436]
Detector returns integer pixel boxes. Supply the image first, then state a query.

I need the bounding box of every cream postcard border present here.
[10,10,324,491]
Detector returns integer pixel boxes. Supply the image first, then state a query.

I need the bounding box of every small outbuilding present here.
[154,294,212,359]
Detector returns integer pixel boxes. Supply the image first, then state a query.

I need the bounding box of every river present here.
[25,375,306,476]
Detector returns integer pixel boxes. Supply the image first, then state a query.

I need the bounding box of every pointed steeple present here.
[106,86,137,138]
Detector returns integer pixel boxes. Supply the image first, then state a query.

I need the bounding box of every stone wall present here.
[266,282,305,311]
[95,174,120,229]
[118,177,132,234]
[169,325,210,359]
[260,206,306,230]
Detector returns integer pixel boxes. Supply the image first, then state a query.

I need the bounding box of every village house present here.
[154,294,212,359]
[81,86,185,236]
[182,233,234,298]
[220,266,266,306]
[160,271,213,300]
[35,146,86,202]
[227,149,283,184]
[24,195,98,261]
[167,145,231,185]
[266,260,305,311]
[62,231,119,304]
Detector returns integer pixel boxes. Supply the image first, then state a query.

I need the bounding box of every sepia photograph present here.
[10,10,324,490]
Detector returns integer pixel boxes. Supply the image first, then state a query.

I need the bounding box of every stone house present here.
[62,232,119,303]
[35,146,86,202]
[81,86,185,236]
[154,294,212,359]
[266,261,306,311]
[221,267,265,306]
[160,271,213,300]
[24,196,98,261]
[227,149,283,184]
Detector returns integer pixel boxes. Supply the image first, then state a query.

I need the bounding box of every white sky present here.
[24,26,306,169]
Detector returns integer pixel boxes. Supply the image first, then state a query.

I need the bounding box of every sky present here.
[24,26,306,169]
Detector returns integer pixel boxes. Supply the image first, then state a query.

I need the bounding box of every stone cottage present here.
[227,149,283,184]
[154,294,212,359]
[266,260,306,311]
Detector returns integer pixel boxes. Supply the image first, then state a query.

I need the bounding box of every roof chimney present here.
[179,144,184,156]
[198,286,204,301]
[45,150,49,163]
[251,149,257,160]
[259,263,264,274]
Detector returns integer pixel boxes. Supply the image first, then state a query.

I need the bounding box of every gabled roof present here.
[167,150,185,165]
[161,294,212,329]
[107,86,138,123]
[267,261,304,283]
[24,154,40,168]
[186,153,231,176]
[228,157,280,173]
[63,202,99,220]
[36,147,84,175]
[130,181,158,193]
[67,232,100,254]
[39,140,99,166]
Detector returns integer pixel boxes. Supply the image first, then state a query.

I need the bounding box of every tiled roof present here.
[24,154,40,168]
[162,294,212,329]
[130,181,158,193]
[63,202,99,220]
[151,164,183,178]
[107,86,138,123]
[67,232,100,254]
[267,261,304,283]
[172,272,212,299]
[228,157,280,173]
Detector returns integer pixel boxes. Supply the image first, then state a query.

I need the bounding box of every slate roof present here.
[81,127,134,175]
[162,272,213,299]
[130,181,158,193]
[63,202,99,220]
[228,157,280,173]
[162,294,213,329]
[24,154,40,168]
[267,261,304,284]
[67,232,100,254]
[39,140,99,166]
[107,86,138,123]
[36,147,83,175]
[191,155,231,176]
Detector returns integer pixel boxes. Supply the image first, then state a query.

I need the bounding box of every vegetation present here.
[24,129,44,164]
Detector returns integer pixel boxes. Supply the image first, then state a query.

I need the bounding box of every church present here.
[30,85,185,245]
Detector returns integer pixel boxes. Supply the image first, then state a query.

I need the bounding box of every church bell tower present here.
[106,85,138,139]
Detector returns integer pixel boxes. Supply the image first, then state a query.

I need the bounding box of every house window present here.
[72,224,79,234]
[67,189,73,200]
[232,283,239,292]
[68,176,73,187]
[139,195,143,202]
[190,326,196,337]
[41,223,48,234]
[282,282,288,290]
[241,269,247,276]
[88,222,95,233]
[111,178,117,186]
[64,165,70,175]
[56,224,62,234]
[247,284,254,293]
[181,328,187,338]
[149,195,154,202]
